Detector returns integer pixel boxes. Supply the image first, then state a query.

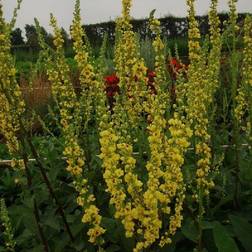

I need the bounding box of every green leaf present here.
[213,222,239,252]
[202,221,214,230]
[181,218,198,242]
[71,222,84,236]
[149,9,156,19]
[106,244,121,252]
[44,214,60,231]
[203,229,217,252]
[72,238,86,251]
[31,245,44,252]
[54,233,71,252]
[23,211,37,234]
[229,215,252,252]
[16,229,34,246]
[101,217,120,243]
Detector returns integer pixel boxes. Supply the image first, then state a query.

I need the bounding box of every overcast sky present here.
[2,0,252,32]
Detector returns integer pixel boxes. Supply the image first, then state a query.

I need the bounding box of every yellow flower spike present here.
[228,0,238,31]
[99,107,145,242]
[186,0,202,64]
[0,2,25,168]
[71,0,101,128]
[0,198,16,251]
[136,96,167,249]
[72,0,108,131]
[113,0,149,130]
[149,11,168,93]
[185,0,221,195]
[46,12,105,244]
[158,114,191,247]
[235,15,252,138]
[99,127,129,215]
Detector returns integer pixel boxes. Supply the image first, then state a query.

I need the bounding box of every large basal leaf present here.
[44,213,61,231]
[101,217,120,243]
[181,217,198,243]
[213,222,239,252]
[106,244,121,252]
[229,215,252,252]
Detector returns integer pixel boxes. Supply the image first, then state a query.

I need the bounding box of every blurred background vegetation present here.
[12,13,247,78]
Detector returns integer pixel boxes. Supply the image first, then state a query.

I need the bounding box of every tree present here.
[25,24,39,49]
[25,24,56,49]
[10,28,24,46]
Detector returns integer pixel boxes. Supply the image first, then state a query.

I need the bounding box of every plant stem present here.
[197,190,204,252]
[2,83,74,243]
[33,200,50,252]
[23,126,75,242]
[233,122,241,209]
[21,139,49,252]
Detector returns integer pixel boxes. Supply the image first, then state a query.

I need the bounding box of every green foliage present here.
[213,222,239,252]
[229,215,252,252]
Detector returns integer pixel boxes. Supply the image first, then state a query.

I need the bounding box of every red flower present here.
[167,57,188,80]
[104,70,159,98]
[170,57,183,72]
[147,69,156,79]
[104,74,119,87]
[104,73,120,97]
[146,69,157,94]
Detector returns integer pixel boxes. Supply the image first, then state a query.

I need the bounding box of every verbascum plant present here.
[99,97,145,247]
[134,69,190,251]
[9,0,22,30]
[71,0,109,131]
[186,0,209,193]
[185,1,222,250]
[172,65,188,116]
[0,1,25,168]
[148,9,171,115]
[187,0,202,63]
[0,198,16,251]
[99,127,128,218]
[100,2,194,250]
[70,0,97,129]
[186,0,219,196]
[45,14,105,244]
[207,0,221,95]
[171,52,189,116]
[196,0,221,193]
[99,109,145,241]
[226,0,239,101]
[98,2,145,241]
[228,0,238,40]
[159,113,192,247]
[235,15,252,140]
[138,97,166,250]
[114,0,137,88]
[139,16,192,246]
[139,51,169,250]
[149,10,168,92]
[114,0,148,129]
